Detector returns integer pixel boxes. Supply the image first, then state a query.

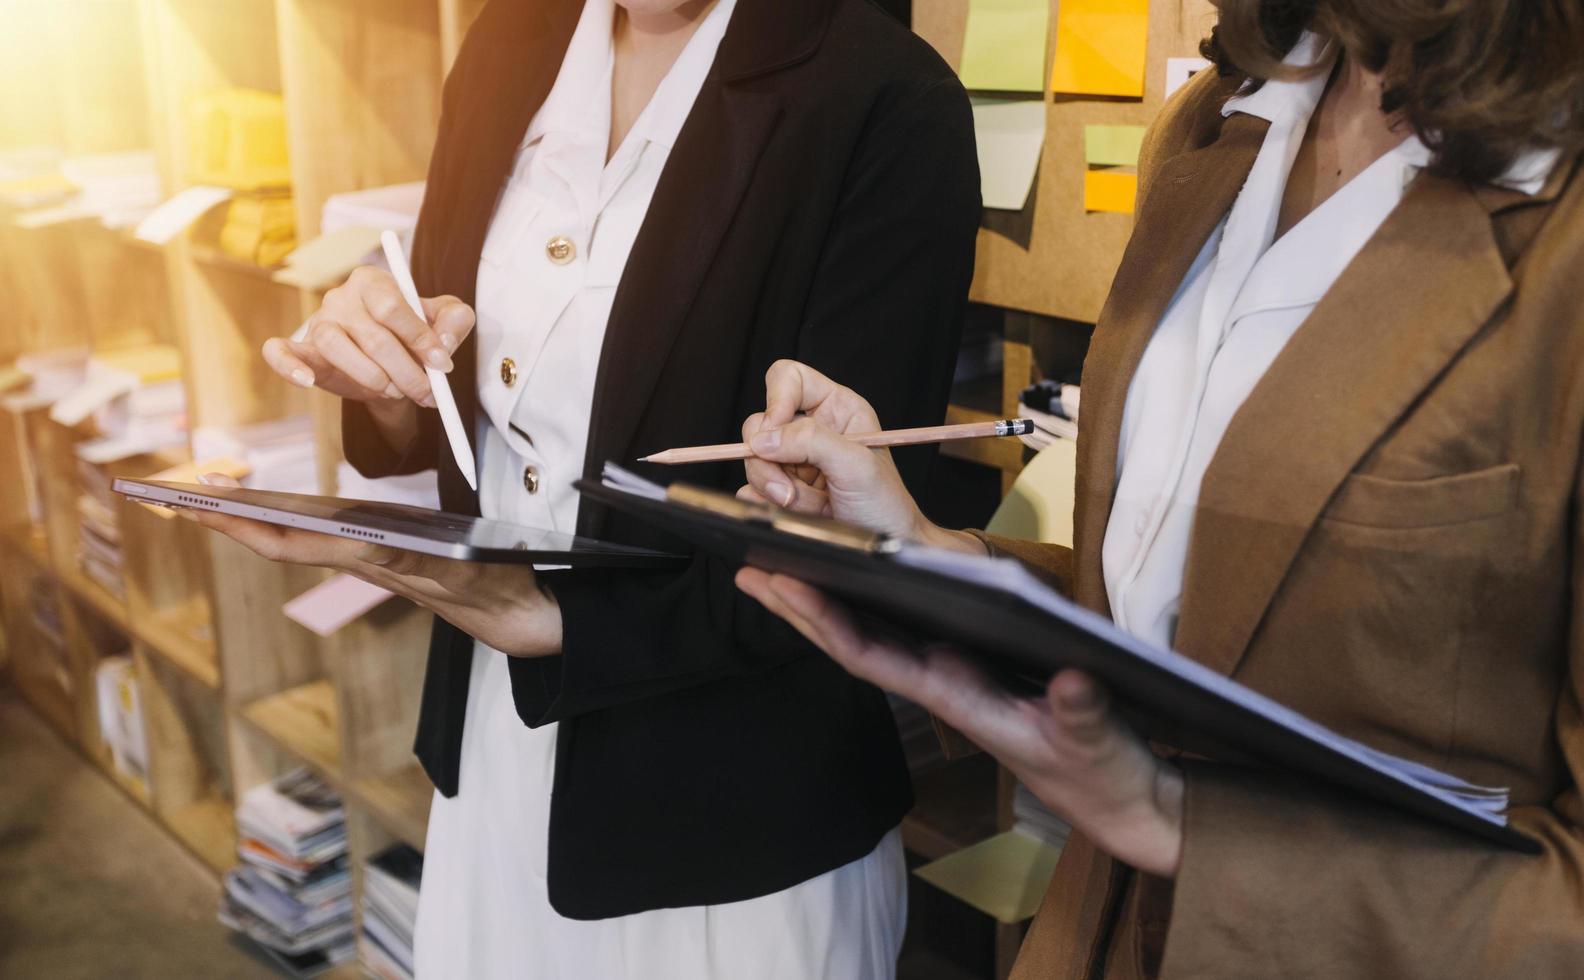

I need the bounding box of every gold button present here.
[500,357,517,387]
[545,236,575,265]
[522,465,539,494]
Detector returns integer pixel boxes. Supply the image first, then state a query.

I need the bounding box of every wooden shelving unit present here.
[0,2,486,975]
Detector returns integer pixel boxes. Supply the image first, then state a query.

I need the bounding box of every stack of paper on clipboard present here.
[581,464,1531,851]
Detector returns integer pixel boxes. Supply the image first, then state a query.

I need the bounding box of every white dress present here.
[411,1,906,977]
[1102,32,1558,650]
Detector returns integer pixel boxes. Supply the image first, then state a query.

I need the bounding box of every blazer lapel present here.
[1071,114,1269,613]
[577,0,836,535]
[1172,175,1516,675]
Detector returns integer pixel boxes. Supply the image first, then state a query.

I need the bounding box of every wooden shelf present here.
[187,244,285,282]
[135,595,218,690]
[350,764,432,853]
[240,680,342,780]
[59,566,130,632]
[163,795,238,874]
[1,521,49,567]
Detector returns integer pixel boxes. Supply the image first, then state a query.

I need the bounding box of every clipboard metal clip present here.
[666,483,902,555]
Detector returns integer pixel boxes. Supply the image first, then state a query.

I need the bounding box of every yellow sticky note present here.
[1084,170,1137,214]
[914,831,1065,924]
[1051,0,1149,98]
[1083,124,1147,167]
[959,0,1051,93]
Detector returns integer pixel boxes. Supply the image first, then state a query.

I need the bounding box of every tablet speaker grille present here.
[339,525,385,542]
[177,494,221,510]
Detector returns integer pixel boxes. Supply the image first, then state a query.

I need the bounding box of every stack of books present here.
[56,345,188,464]
[28,579,70,690]
[9,151,161,229]
[76,459,124,597]
[273,182,425,291]
[193,415,319,495]
[360,844,423,980]
[1011,781,1072,852]
[220,769,356,976]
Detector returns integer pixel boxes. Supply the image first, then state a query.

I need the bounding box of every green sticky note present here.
[959,0,1051,93]
[914,830,1065,924]
[1083,124,1146,167]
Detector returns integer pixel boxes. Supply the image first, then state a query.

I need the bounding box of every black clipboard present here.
[577,471,1540,854]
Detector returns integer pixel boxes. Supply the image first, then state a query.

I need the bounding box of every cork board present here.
[914,0,1218,323]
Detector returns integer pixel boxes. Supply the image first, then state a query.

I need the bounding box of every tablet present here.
[113,479,686,568]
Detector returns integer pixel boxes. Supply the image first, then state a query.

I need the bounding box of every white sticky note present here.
[971,98,1048,211]
[1165,57,1212,100]
[283,573,396,637]
[133,185,233,245]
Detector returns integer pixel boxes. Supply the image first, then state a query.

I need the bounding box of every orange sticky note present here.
[1051,0,1149,98]
[1084,170,1137,214]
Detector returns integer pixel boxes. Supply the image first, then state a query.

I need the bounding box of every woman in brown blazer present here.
[734,1,1584,976]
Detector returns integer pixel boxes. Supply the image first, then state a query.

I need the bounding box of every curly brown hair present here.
[1202,0,1584,184]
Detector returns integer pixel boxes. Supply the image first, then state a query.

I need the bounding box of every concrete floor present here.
[0,687,280,980]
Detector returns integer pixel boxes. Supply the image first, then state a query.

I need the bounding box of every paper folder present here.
[578,465,1539,854]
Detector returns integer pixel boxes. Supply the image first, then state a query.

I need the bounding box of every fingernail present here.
[427,348,453,371]
[438,333,459,351]
[751,429,781,453]
[765,480,793,507]
[384,384,402,400]
[420,391,437,409]
[291,368,315,388]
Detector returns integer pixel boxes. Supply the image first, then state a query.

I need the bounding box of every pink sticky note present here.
[283,574,395,636]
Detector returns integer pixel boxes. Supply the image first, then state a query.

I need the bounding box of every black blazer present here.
[344,0,979,919]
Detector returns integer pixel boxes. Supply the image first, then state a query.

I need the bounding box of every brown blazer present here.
[990,68,1584,979]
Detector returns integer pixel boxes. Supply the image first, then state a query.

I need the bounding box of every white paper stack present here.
[321,182,424,236]
[58,346,188,464]
[221,769,356,976]
[3,348,89,411]
[93,655,147,783]
[1011,781,1071,852]
[15,151,161,229]
[360,844,422,980]
[271,182,425,291]
[193,416,319,494]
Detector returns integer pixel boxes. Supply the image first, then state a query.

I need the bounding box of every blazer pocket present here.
[1324,463,1520,530]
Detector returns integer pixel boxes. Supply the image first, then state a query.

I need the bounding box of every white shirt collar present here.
[1222,31,1558,197]
[523,0,736,154]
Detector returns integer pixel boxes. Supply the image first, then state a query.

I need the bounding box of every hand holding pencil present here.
[727,361,1000,557]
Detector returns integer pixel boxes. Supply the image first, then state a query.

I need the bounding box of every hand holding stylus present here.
[260,265,475,408]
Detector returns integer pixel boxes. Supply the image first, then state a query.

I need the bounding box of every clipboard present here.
[578,466,1540,854]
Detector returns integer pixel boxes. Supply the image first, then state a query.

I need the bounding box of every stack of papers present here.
[1011,781,1071,851]
[56,346,188,464]
[3,348,88,411]
[360,844,422,980]
[221,769,356,976]
[272,183,425,291]
[1016,379,1080,449]
[193,416,318,494]
[76,459,124,597]
[12,151,161,229]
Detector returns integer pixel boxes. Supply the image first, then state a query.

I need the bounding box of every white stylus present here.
[380,230,478,491]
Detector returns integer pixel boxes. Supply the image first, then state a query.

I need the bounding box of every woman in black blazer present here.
[194,0,978,976]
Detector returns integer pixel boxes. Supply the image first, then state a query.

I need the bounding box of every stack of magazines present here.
[76,460,123,597]
[360,844,423,980]
[220,769,355,976]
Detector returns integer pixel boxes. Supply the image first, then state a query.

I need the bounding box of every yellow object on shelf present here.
[188,88,292,191]
[219,189,297,267]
